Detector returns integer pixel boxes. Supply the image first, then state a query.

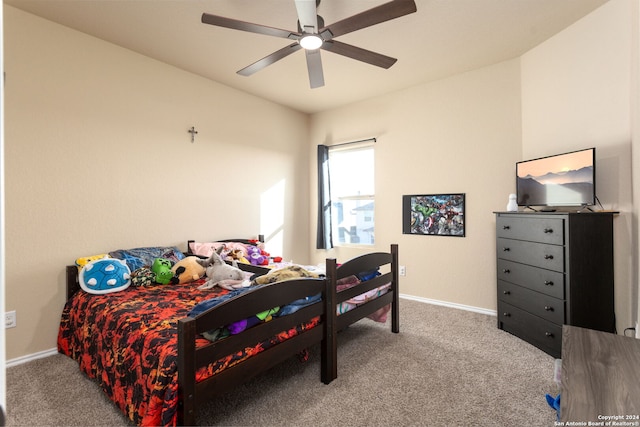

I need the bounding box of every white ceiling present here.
[4,0,608,114]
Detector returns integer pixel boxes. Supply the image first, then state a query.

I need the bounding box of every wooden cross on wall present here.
[188,126,198,143]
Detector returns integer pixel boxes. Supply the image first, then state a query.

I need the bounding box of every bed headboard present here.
[186,235,265,249]
[66,265,81,300]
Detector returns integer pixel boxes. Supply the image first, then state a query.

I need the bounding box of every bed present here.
[58,242,399,426]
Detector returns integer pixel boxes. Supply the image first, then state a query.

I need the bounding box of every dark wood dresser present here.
[494,212,616,358]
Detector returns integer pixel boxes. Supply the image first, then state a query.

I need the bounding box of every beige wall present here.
[1,2,5,410]
[309,59,523,312]
[520,0,636,333]
[3,6,310,360]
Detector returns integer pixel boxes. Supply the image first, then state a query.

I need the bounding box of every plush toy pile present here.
[195,248,250,290]
[188,240,283,266]
[75,241,284,295]
[76,246,208,293]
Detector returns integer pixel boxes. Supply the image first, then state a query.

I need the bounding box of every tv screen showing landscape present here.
[516,148,595,207]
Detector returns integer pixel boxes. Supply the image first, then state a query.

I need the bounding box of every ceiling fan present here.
[201,0,417,89]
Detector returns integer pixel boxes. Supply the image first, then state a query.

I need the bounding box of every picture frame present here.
[402,193,465,237]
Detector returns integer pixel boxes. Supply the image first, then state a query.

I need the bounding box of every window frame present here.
[327,141,375,247]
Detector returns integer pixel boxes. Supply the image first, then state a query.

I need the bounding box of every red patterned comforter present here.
[57,279,319,426]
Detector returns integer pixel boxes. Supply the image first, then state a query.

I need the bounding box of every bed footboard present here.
[177,276,332,426]
[325,243,399,380]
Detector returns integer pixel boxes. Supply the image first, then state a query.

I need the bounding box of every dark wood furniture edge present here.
[66,265,81,300]
[560,325,640,422]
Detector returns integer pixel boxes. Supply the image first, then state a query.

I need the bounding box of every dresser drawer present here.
[496,216,564,245]
[497,238,564,272]
[497,259,565,299]
[498,281,564,324]
[498,301,562,357]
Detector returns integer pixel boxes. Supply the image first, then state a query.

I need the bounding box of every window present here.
[327,143,375,246]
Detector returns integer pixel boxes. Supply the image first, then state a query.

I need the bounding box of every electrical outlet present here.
[5,311,16,328]
[399,265,406,276]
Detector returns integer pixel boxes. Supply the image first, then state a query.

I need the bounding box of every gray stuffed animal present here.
[196,247,247,290]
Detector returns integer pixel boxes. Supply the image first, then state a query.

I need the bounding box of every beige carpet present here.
[6,298,559,426]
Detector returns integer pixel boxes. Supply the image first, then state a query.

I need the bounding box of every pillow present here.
[109,246,184,271]
[189,242,225,257]
[79,258,131,294]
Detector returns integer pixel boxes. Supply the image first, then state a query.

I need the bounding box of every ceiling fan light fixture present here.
[299,34,323,50]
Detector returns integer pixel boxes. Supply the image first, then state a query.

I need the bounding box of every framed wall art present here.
[402,193,465,237]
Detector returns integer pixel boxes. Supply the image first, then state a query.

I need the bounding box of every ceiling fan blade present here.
[237,43,303,76]
[295,0,318,33]
[323,0,417,39]
[321,40,397,69]
[202,13,298,40]
[305,49,325,88]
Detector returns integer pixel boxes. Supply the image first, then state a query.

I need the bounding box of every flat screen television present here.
[516,147,596,208]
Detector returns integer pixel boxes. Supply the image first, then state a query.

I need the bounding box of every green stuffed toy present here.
[152,258,174,284]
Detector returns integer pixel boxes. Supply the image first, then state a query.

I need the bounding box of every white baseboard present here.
[7,296,495,368]
[6,348,58,368]
[400,294,497,317]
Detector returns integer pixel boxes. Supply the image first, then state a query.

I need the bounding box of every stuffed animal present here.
[170,256,206,285]
[130,266,155,287]
[196,247,247,290]
[253,265,321,285]
[79,258,131,294]
[228,249,250,264]
[246,245,270,266]
[75,253,109,269]
[152,258,174,284]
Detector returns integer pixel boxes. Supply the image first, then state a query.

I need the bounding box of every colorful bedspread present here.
[57,279,318,426]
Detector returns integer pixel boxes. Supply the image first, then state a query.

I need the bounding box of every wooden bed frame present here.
[325,243,400,380]
[63,242,399,426]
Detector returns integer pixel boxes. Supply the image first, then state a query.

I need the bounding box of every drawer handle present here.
[544,280,554,286]
[503,290,510,295]
[502,269,510,274]
[545,332,554,338]
[544,306,554,311]
[544,254,554,260]
[503,312,511,317]
[503,225,510,230]
[503,247,510,252]
[544,228,553,233]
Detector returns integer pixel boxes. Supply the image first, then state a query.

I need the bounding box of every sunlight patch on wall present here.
[260,179,285,257]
